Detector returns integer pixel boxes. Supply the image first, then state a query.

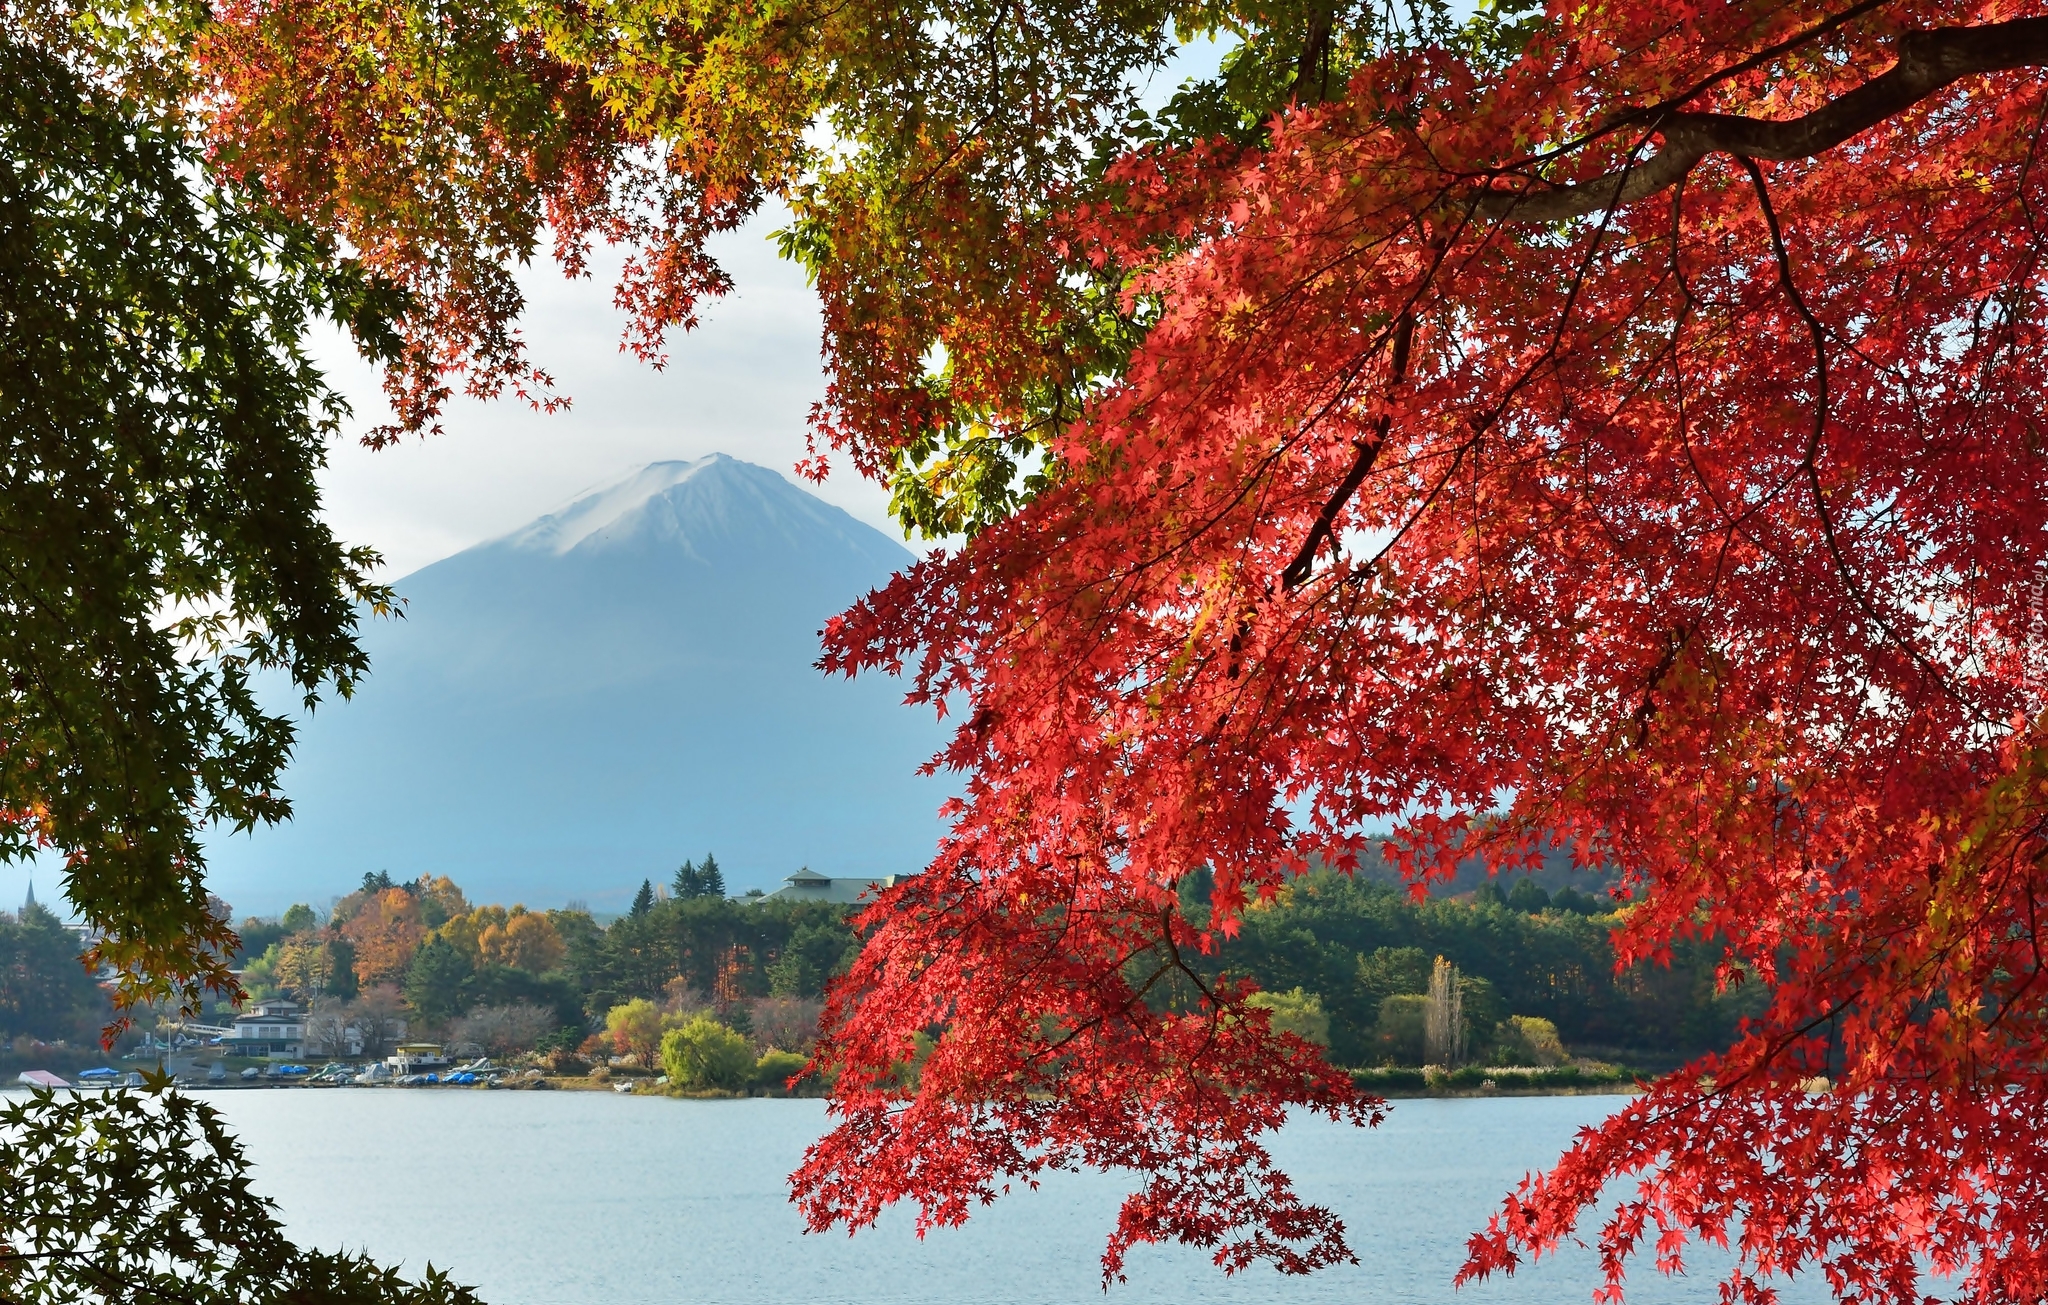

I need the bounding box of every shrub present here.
[449,1002,556,1057]
[542,1047,589,1074]
[1245,988,1330,1046]
[1493,1014,1569,1067]
[604,998,664,1067]
[659,1015,754,1090]
[753,1048,809,1094]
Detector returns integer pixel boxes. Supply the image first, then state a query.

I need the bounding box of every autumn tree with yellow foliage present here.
[437,904,567,974]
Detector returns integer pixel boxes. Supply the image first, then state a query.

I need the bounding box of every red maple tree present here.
[186,0,2048,1298]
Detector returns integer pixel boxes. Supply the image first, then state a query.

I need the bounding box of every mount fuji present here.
[201,456,949,914]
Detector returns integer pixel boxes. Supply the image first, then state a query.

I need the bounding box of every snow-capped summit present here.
[503,458,718,554]
[201,457,945,912]
[494,454,906,575]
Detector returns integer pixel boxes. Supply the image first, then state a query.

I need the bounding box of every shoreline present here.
[13,1056,1646,1101]
[1347,1064,1641,1097]
[1368,1082,1641,1099]
[6,1076,1642,1100]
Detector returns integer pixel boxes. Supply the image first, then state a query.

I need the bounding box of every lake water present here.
[108,1091,1837,1303]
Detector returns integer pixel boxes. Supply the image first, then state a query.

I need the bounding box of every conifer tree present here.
[629,879,655,919]
[697,854,725,900]
[403,935,473,1025]
[671,859,699,899]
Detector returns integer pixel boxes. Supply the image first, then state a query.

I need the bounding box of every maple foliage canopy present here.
[0,14,392,1016]
[71,0,2048,1297]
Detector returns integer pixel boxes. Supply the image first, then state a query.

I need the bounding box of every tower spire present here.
[23,872,36,912]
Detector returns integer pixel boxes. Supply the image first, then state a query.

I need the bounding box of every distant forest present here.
[0,903,107,1049]
[1183,867,1760,1070]
[1,861,1758,1072]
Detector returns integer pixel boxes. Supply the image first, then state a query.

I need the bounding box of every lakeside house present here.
[386,1043,450,1074]
[758,867,914,906]
[221,997,306,1059]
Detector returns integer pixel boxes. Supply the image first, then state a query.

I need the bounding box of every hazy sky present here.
[314,207,897,581]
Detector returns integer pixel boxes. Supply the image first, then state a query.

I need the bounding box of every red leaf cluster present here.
[794,865,1383,1281]
[802,3,2048,1297]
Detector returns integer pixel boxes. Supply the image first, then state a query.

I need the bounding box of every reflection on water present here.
[170,1091,1823,1305]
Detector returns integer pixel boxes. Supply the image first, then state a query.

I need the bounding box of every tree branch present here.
[1288,0,1337,107]
[1281,311,1415,589]
[1474,18,2048,223]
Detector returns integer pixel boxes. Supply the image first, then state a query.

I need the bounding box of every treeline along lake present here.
[5,862,1755,1079]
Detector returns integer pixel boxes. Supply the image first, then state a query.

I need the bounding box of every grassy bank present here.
[1349,1063,1639,1097]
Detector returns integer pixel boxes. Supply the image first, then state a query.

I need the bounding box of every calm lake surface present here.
[160,1092,1835,1303]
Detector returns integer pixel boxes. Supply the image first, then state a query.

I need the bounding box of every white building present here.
[220,998,305,1059]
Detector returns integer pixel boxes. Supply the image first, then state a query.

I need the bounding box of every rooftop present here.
[759,869,914,906]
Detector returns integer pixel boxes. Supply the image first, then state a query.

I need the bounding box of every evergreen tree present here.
[1506,879,1552,914]
[325,939,359,999]
[0,903,107,1041]
[671,859,699,899]
[697,854,725,899]
[401,935,473,1024]
[629,879,655,918]
[1551,887,1602,915]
